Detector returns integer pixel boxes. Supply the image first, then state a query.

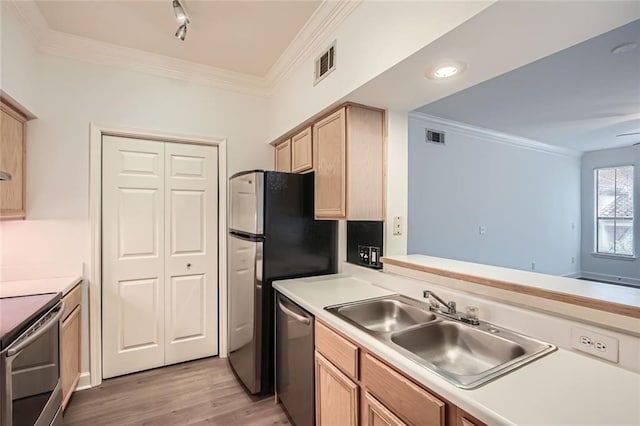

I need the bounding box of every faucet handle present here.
[465,306,480,325]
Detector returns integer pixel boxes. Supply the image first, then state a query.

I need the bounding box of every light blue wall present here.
[581,145,640,284]
[407,115,582,276]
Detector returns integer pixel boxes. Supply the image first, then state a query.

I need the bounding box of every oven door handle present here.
[7,303,64,357]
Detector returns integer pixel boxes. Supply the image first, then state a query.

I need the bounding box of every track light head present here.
[175,23,187,41]
[172,0,190,40]
[173,0,189,24]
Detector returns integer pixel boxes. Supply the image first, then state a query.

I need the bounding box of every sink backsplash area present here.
[342,262,640,374]
[347,221,383,269]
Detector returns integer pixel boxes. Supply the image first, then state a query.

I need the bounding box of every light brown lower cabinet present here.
[315,351,359,426]
[314,320,487,426]
[363,391,406,426]
[61,283,82,409]
[456,408,485,426]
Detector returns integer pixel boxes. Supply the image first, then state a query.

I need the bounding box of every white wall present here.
[0,4,39,114]
[407,114,582,276]
[0,5,270,378]
[385,110,409,256]
[581,145,640,285]
[266,1,493,141]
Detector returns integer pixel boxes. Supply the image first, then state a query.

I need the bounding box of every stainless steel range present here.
[0,293,64,426]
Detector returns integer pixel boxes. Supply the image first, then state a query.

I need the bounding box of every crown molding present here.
[409,111,583,158]
[39,30,271,96]
[265,0,362,88]
[5,0,363,97]
[5,0,48,45]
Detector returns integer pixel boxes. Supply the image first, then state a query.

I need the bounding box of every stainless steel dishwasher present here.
[275,292,314,426]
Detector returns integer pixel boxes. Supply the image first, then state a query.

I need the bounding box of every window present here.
[595,165,634,256]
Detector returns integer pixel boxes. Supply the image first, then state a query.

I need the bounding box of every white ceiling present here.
[35,0,321,77]
[415,19,640,153]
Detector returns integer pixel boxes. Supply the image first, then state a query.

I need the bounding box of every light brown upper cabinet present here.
[274,138,292,172]
[0,100,27,220]
[313,105,384,220]
[291,126,313,173]
[274,126,313,174]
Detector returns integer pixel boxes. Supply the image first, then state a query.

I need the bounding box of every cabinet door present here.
[315,351,358,426]
[291,126,313,173]
[363,391,407,426]
[457,408,487,426]
[0,101,26,219]
[274,139,292,172]
[62,306,81,409]
[313,108,346,219]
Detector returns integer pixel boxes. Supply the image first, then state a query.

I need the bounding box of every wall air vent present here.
[426,129,445,145]
[314,41,336,85]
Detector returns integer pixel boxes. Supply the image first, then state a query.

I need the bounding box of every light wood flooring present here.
[63,357,290,425]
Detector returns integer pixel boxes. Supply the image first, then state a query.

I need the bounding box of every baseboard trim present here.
[579,271,640,287]
[562,272,582,278]
[75,372,92,391]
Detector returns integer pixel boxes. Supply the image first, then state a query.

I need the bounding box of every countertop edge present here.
[0,276,83,298]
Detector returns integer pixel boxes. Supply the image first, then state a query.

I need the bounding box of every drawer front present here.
[62,282,82,320]
[315,321,358,380]
[363,353,445,426]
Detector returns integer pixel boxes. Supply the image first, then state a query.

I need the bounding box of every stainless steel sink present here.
[326,295,437,333]
[390,321,556,388]
[325,295,556,389]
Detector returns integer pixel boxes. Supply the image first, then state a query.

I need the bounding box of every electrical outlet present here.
[571,327,619,363]
[571,256,575,264]
[393,216,402,236]
[479,225,486,235]
[531,262,536,271]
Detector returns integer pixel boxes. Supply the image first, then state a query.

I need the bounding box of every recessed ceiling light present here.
[434,65,459,78]
[611,42,638,54]
[425,61,467,80]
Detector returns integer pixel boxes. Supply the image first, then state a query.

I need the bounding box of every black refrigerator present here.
[227,170,337,395]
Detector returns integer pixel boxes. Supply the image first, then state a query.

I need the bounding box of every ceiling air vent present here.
[426,129,445,145]
[314,41,336,85]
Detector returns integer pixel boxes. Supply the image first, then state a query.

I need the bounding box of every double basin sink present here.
[325,294,556,389]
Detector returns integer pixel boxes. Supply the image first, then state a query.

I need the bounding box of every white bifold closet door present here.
[102,135,218,379]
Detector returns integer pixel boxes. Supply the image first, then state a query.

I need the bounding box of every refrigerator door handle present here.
[277,299,311,325]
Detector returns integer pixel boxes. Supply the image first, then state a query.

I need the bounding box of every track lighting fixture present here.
[175,23,187,41]
[173,0,190,41]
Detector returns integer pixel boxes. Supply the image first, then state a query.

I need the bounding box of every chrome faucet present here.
[423,290,457,314]
[423,290,480,325]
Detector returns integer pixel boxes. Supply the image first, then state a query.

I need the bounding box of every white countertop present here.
[0,276,83,298]
[274,274,640,426]
[384,254,640,309]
